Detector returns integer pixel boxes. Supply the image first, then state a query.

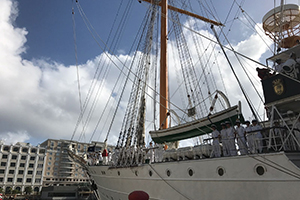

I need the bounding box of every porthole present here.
[256,165,265,176]
[149,170,153,177]
[217,167,225,176]
[166,169,171,177]
[188,168,194,176]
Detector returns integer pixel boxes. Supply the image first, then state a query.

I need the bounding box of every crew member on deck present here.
[211,124,221,158]
[220,122,229,157]
[235,119,247,155]
[226,121,237,156]
[273,121,284,150]
[251,119,263,153]
[245,121,254,153]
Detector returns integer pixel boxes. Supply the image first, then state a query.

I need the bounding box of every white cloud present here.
[0,0,126,145]
[0,0,272,148]
[0,131,30,145]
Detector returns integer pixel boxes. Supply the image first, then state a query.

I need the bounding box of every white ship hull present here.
[88,152,300,200]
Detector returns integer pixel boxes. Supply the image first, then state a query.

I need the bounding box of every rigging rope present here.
[211,25,260,122]
[71,0,84,142]
[73,0,284,146]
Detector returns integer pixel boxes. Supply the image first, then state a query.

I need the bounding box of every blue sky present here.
[15,0,149,65]
[14,0,274,65]
[0,0,299,146]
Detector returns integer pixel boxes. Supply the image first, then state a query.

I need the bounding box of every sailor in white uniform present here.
[211,124,221,158]
[220,122,229,156]
[245,121,254,153]
[235,120,247,155]
[251,119,263,153]
[226,121,237,156]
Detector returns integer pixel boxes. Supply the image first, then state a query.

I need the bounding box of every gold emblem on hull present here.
[272,79,284,95]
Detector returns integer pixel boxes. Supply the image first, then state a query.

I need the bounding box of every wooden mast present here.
[160,0,168,129]
[139,0,223,130]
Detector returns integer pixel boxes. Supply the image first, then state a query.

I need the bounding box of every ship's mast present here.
[160,0,168,129]
[140,0,223,130]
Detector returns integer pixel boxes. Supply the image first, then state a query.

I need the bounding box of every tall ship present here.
[69,0,300,199]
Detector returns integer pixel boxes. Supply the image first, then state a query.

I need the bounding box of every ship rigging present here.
[68,1,300,199]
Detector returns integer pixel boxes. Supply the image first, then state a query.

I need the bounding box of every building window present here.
[28,171,33,175]
[9,170,14,174]
[39,157,44,161]
[47,172,50,176]
[0,170,4,174]
[1,162,6,166]
[26,178,32,183]
[29,164,34,168]
[3,146,9,151]
[13,147,19,152]
[2,154,8,159]
[21,155,27,160]
[10,163,16,167]
[48,162,51,165]
[22,148,28,153]
[30,156,35,160]
[31,148,37,153]
[19,163,25,167]
[7,178,13,182]
[49,157,52,160]
[37,164,43,168]
[35,179,41,183]
[39,149,45,154]
[11,155,17,159]
[49,152,52,155]
[36,171,42,175]
[53,172,57,176]
[19,170,24,175]
[17,178,22,182]
[0,177,3,182]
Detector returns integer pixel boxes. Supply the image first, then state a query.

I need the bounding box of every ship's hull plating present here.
[88,152,300,200]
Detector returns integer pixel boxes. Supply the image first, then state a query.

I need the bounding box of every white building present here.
[0,139,114,194]
[40,139,91,187]
[0,141,46,194]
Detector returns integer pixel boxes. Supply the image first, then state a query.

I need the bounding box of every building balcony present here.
[59,165,73,169]
[59,169,72,173]
[59,172,72,175]
[60,160,73,164]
